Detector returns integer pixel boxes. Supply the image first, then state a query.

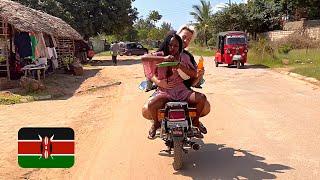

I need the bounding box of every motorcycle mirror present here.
[138,80,148,91]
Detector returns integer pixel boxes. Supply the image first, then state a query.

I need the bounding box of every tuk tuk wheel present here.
[236,61,241,69]
[215,60,219,67]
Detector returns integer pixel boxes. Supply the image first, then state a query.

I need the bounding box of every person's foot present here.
[195,133,204,139]
[198,122,207,134]
[148,121,161,139]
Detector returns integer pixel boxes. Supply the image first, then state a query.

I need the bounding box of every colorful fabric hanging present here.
[29,32,38,61]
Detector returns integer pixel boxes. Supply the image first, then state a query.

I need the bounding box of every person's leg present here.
[200,100,211,117]
[112,55,116,65]
[190,99,211,117]
[142,101,152,120]
[115,55,118,65]
[147,94,170,138]
[187,92,207,133]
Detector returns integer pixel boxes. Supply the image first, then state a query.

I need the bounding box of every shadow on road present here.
[244,64,270,69]
[27,68,104,100]
[161,142,292,179]
[218,64,270,69]
[89,58,141,66]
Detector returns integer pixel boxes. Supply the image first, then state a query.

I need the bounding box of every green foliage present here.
[147,10,162,25]
[278,44,293,54]
[292,66,320,80]
[148,28,162,41]
[191,0,320,45]
[133,11,172,42]
[188,44,214,57]
[190,0,213,46]
[62,56,74,70]
[0,94,23,105]
[14,0,138,37]
[249,44,320,80]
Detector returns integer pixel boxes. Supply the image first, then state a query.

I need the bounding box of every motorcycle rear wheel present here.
[173,141,183,170]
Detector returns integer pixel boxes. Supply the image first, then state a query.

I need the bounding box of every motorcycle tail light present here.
[168,110,185,120]
[188,108,197,118]
[158,111,165,120]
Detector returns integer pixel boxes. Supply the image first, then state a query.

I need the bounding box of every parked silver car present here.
[119,42,148,56]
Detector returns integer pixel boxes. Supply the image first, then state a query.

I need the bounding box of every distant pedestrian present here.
[110,41,119,66]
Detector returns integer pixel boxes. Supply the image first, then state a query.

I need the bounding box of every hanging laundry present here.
[29,32,38,61]
[35,33,49,59]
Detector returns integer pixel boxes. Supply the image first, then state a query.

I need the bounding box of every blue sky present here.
[132,0,247,30]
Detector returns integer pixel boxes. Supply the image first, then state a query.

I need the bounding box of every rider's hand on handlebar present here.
[197,69,205,78]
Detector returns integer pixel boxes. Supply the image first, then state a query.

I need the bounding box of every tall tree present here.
[147,10,162,25]
[190,0,212,46]
[14,0,138,37]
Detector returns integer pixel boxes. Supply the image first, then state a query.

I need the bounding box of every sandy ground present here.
[0,56,320,179]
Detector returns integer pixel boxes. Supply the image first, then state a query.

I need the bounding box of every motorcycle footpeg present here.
[160,149,172,154]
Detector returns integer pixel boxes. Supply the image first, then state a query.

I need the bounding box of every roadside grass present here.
[188,45,215,57]
[248,48,320,80]
[95,51,112,57]
[0,93,33,105]
[248,50,284,68]
[292,66,320,80]
[0,90,53,105]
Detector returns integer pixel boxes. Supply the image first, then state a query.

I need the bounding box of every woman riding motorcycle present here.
[141,33,207,139]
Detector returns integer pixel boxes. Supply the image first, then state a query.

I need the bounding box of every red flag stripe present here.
[18,142,74,154]
[51,142,74,154]
[18,142,41,154]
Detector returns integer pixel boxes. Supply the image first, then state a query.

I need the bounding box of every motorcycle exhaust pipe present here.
[192,143,200,151]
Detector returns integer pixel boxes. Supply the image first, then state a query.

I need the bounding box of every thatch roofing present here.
[0,0,82,40]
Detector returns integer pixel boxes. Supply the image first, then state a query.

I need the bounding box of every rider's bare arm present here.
[141,54,174,62]
[191,69,204,87]
[177,63,197,78]
[151,75,176,89]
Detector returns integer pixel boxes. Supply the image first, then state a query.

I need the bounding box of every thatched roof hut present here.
[0,0,82,40]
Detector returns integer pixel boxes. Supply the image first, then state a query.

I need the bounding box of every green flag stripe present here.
[18,156,74,168]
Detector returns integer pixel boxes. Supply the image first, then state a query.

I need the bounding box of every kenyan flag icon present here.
[18,127,74,168]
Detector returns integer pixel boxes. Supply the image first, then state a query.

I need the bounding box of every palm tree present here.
[190,0,212,46]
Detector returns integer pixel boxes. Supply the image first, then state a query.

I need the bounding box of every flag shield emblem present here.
[18,127,74,168]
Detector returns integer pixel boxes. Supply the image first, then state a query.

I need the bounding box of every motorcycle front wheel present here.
[173,141,183,170]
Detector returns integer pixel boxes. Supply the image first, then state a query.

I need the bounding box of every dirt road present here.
[0,56,319,179]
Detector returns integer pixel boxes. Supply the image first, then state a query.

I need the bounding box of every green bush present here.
[278,44,293,54]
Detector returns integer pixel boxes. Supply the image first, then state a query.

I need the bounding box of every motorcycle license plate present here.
[233,55,242,61]
[172,128,183,137]
[167,120,188,128]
